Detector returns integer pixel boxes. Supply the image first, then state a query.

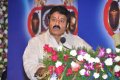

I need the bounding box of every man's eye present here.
[60,20,65,23]
[51,18,56,22]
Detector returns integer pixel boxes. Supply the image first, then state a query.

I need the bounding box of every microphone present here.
[60,37,70,49]
[60,37,66,44]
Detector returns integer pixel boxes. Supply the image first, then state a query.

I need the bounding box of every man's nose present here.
[55,20,60,25]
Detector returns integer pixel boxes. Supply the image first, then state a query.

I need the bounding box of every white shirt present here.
[23,30,92,80]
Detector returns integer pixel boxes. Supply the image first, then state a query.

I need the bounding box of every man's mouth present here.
[53,25,60,30]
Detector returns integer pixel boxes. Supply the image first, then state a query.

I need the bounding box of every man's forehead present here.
[51,16,66,19]
[50,12,67,19]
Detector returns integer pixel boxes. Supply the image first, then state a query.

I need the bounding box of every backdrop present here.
[8,0,116,80]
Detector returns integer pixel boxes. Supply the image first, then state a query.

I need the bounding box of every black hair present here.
[70,11,76,18]
[48,6,70,24]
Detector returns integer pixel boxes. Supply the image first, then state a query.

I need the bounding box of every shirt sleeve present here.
[23,37,44,80]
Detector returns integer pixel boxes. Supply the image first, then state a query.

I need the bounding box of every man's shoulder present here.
[28,36,39,44]
[67,33,86,43]
[67,33,80,39]
[29,31,47,42]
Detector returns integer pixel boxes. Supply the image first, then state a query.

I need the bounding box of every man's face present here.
[49,12,67,36]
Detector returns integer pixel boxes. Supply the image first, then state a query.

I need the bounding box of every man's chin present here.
[50,32,63,36]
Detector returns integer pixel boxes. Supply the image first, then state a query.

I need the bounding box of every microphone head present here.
[60,37,66,44]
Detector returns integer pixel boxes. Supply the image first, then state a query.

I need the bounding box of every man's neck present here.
[53,35,61,44]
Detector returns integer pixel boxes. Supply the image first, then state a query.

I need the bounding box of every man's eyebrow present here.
[60,18,65,19]
[50,15,66,19]
[50,16,56,18]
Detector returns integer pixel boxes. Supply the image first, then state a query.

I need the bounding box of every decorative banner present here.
[104,0,120,47]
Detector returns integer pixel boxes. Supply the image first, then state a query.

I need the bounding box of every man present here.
[32,12,40,35]
[23,6,92,80]
[69,11,77,34]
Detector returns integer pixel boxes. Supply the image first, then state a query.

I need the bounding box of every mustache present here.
[53,25,60,29]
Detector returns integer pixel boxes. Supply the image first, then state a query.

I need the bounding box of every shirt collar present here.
[46,29,72,49]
